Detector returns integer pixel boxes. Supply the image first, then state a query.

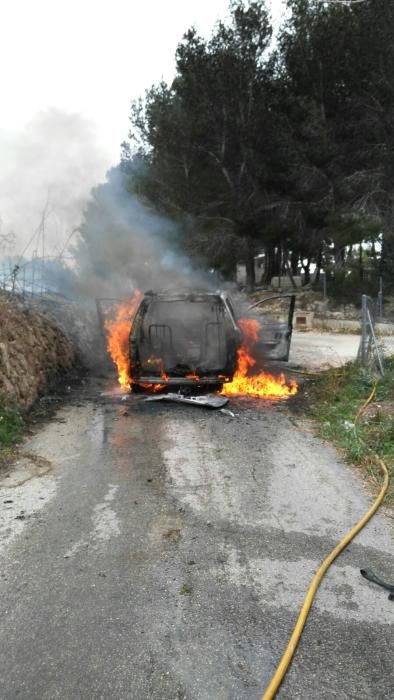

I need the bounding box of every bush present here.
[326,270,379,306]
[0,396,24,446]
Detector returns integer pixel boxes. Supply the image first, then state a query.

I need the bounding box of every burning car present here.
[128,290,242,390]
[103,289,297,399]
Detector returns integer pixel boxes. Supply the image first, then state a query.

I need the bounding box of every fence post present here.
[366,305,384,375]
[361,294,368,363]
[377,276,383,318]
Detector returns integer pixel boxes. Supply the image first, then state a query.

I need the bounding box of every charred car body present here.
[250,294,296,362]
[128,290,242,389]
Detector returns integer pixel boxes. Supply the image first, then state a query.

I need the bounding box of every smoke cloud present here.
[0,109,108,260]
[73,164,219,299]
[0,109,220,300]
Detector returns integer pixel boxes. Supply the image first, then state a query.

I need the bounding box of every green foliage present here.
[119,0,394,290]
[0,396,23,446]
[122,1,292,285]
[326,270,378,306]
[306,359,394,508]
[180,583,193,595]
[381,231,394,292]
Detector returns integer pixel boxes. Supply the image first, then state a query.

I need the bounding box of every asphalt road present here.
[0,382,393,699]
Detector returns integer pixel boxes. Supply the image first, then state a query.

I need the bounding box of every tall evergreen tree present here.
[122,1,297,288]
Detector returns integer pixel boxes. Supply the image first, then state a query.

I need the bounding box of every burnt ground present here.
[0,377,393,700]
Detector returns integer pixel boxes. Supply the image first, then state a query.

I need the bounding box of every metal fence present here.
[314,272,388,316]
[0,257,48,297]
[0,254,75,299]
[357,294,385,375]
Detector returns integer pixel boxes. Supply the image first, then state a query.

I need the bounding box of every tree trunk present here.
[262,245,278,285]
[334,244,345,269]
[245,241,256,292]
[284,257,298,289]
[302,258,311,286]
[359,242,363,280]
[220,252,237,281]
[313,247,323,285]
[290,250,298,276]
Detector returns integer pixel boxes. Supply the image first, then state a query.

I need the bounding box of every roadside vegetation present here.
[0,395,24,469]
[0,395,23,446]
[306,358,394,511]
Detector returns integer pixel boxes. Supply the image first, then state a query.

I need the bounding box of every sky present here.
[1,0,286,163]
[0,0,286,261]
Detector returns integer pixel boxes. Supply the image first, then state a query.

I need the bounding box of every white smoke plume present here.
[0,109,219,300]
[73,164,219,299]
[0,109,108,262]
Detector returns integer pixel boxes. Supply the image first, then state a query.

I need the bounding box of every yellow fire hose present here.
[261,382,390,700]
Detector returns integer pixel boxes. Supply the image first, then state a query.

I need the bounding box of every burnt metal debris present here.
[360,568,394,600]
[145,393,229,409]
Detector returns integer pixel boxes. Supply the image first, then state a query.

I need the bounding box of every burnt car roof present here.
[142,289,232,302]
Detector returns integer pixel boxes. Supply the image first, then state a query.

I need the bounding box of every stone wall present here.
[0,293,75,409]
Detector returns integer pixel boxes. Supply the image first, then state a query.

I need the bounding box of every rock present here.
[0,292,75,409]
[0,343,11,375]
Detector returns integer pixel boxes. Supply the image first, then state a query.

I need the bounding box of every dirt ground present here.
[290,331,394,369]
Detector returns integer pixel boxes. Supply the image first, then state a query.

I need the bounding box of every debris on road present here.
[145,393,229,409]
[162,528,181,541]
[220,408,235,418]
[360,568,394,600]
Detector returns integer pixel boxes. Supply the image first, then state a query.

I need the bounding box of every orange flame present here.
[145,357,169,381]
[221,318,297,399]
[104,290,142,388]
[140,383,166,392]
[185,372,200,381]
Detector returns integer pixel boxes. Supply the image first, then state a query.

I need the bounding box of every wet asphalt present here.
[0,382,393,699]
